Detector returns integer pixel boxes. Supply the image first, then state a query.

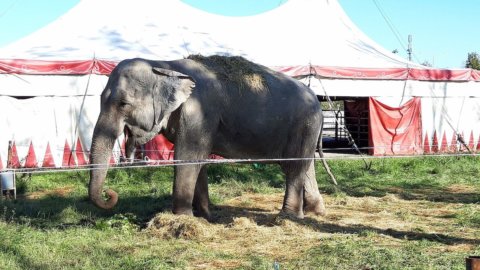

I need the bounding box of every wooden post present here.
[2,141,17,199]
[7,140,13,168]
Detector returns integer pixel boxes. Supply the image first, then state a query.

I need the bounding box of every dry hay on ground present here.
[147,192,479,269]
[187,54,268,92]
[19,186,75,200]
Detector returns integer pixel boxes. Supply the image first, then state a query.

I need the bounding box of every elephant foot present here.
[280,207,304,220]
[172,207,194,217]
[304,198,327,216]
[193,207,211,221]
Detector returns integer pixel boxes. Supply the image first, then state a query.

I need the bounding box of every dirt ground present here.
[147,191,480,269]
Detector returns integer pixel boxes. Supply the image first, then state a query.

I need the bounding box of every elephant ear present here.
[151,67,196,125]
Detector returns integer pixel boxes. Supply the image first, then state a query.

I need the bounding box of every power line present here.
[372,0,406,52]
[371,0,422,63]
[0,0,21,19]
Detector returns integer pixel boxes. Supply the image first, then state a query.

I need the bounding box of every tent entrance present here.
[319,97,369,154]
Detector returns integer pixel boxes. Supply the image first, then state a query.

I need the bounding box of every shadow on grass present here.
[0,193,171,230]
[2,192,479,246]
[210,204,480,246]
[0,241,51,270]
[321,183,480,205]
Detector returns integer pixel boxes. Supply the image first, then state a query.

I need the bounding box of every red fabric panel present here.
[368,97,423,156]
[313,66,409,80]
[94,60,118,74]
[0,59,116,75]
[409,69,472,81]
[1,59,479,81]
[143,134,174,161]
[274,65,480,81]
[0,155,3,170]
[472,70,480,81]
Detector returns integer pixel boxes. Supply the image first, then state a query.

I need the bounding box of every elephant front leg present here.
[193,166,210,220]
[172,164,202,216]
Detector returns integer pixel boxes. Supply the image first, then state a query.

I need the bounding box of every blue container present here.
[1,171,15,190]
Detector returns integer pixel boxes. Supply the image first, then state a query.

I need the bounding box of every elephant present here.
[89,55,336,220]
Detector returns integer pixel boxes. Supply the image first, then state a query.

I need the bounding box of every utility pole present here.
[407,34,413,61]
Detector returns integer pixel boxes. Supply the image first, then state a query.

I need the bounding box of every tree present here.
[465,52,480,70]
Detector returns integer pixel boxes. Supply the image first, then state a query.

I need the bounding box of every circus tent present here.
[1,0,479,168]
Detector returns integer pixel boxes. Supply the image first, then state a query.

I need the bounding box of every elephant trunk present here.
[88,120,119,209]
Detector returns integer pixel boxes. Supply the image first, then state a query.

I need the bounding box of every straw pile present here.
[188,54,268,92]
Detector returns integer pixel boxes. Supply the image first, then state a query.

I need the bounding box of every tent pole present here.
[309,65,372,170]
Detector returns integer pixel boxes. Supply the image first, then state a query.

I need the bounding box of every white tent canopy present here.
[0,0,416,68]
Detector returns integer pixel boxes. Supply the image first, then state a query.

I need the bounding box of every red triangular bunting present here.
[449,133,457,153]
[468,131,475,152]
[7,141,21,168]
[431,131,439,153]
[75,138,87,166]
[62,140,76,167]
[109,154,116,165]
[440,133,448,152]
[24,142,38,168]
[423,132,431,154]
[121,138,126,159]
[42,143,56,168]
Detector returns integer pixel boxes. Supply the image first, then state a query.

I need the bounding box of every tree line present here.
[465,52,480,70]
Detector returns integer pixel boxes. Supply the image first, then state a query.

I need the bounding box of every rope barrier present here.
[2,152,479,175]
[3,142,474,153]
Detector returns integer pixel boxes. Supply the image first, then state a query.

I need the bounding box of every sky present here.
[0,0,478,69]
[338,0,480,69]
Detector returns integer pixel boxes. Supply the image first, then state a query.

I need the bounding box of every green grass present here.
[318,156,480,202]
[0,156,479,269]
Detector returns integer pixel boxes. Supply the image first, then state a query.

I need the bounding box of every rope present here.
[309,64,372,169]
[3,150,478,175]
[70,55,95,164]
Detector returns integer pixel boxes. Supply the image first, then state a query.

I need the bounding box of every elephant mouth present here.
[124,125,132,139]
[124,124,158,146]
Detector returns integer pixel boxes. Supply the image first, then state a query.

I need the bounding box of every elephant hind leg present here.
[280,160,309,219]
[193,166,210,220]
[303,161,326,216]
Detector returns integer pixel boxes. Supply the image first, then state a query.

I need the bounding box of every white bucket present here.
[0,171,15,190]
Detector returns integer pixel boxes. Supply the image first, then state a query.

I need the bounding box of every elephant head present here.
[89,59,195,209]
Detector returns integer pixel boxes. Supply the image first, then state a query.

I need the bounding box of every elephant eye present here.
[119,100,130,108]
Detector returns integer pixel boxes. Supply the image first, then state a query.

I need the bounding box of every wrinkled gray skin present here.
[89,57,330,219]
